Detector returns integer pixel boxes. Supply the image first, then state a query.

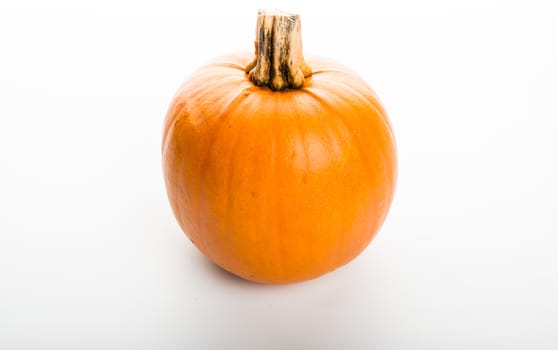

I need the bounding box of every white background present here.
[1,0,557,349]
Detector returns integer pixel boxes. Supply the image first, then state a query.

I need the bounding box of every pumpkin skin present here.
[162,51,397,284]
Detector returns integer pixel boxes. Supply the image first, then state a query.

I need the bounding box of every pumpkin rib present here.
[317,102,361,263]
[270,98,286,281]
[321,80,397,238]
[196,91,249,255]
[162,93,197,155]
[304,57,364,81]
[324,77,394,162]
[222,99,251,273]
[315,105,352,270]
[300,88,372,177]
[328,78,397,195]
[188,57,248,82]
[161,115,178,160]
[289,91,359,276]
[307,84,387,249]
[292,95,316,277]
[302,86,385,255]
[328,72,394,138]
[333,80,395,185]
[228,95,274,280]
[163,111,207,248]
[211,60,250,73]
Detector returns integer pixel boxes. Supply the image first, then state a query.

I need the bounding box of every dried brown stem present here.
[246,10,312,91]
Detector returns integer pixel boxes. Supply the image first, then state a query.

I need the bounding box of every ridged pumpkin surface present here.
[162,52,396,284]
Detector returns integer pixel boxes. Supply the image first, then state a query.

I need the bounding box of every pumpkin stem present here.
[246,10,312,91]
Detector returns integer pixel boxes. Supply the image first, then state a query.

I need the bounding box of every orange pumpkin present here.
[162,10,397,284]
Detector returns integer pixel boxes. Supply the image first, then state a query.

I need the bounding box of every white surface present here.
[1,0,557,349]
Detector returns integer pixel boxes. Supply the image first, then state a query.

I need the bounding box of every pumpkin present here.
[162,10,397,284]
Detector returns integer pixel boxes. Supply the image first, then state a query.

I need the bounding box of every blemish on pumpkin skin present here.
[251,191,257,198]
[287,151,295,160]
